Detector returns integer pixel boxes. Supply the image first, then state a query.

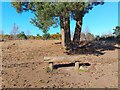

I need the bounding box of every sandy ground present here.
[1,40,119,88]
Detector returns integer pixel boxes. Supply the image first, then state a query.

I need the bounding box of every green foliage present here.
[11,2,104,33]
[2,33,61,40]
[11,2,104,48]
[95,35,115,41]
[113,26,120,38]
[36,33,40,37]
[36,33,42,40]
[30,3,57,33]
[28,35,36,40]
[17,31,27,40]
[42,33,50,40]
[3,34,13,40]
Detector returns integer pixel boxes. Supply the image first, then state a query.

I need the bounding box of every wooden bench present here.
[43,56,82,71]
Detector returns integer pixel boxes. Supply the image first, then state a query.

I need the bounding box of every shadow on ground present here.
[53,62,91,69]
[65,39,120,56]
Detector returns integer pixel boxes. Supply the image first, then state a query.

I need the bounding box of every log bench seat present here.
[43,56,82,71]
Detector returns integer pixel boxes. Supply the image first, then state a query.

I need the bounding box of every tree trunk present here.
[64,16,71,49]
[60,16,65,48]
[61,28,65,47]
[60,16,71,49]
[73,17,83,48]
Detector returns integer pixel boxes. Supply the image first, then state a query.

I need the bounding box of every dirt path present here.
[1,40,118,88]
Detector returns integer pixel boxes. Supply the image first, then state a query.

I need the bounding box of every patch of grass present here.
[35,79,45,86]
[39,80,45,83]
[79,69,88,72]
[78,69,89,75]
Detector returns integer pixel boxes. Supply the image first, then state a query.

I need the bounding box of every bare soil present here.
[1,40,119,88]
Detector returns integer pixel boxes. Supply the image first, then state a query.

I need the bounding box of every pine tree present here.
[11,1,104,48]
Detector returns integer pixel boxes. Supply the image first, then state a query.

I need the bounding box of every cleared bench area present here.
[43,56,82,71]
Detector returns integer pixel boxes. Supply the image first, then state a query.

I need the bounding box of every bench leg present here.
[49,62,53,71]
[75,61,79,70]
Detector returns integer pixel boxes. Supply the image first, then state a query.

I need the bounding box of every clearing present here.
[1,40,119,88]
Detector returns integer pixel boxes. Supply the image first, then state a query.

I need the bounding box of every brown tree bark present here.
[64,16,71,49]
[60,16,71,49]
[73,16,83,48]
[60,16,65,48]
